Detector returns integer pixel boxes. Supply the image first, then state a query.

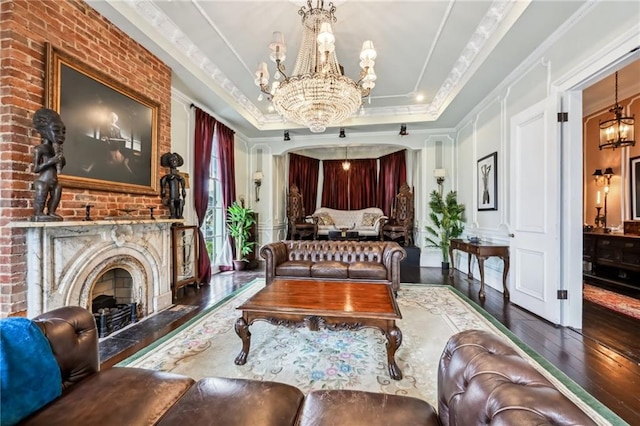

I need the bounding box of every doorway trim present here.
[555,29,640,328]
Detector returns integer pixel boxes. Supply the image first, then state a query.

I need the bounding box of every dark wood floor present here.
[100,266,640,424]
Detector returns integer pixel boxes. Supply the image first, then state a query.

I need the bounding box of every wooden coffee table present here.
[234,278,403,380]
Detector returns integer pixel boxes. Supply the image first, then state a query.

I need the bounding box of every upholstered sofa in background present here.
[260,240,406,293]
[313,207,386,239]
[3,307,598,425]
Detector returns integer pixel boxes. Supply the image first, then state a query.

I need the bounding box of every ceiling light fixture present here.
[399,124,408,136]
[599,72,635,150]
[254,0,377,133]
[342,146,350,171]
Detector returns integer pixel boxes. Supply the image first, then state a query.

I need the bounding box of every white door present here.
[509,99,561,324]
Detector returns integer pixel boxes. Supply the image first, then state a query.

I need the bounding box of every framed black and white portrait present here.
[478,152,497,211]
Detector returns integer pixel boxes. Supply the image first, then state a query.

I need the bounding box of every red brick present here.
[1,0,171,316]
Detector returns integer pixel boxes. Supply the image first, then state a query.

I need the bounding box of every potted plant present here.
[425,190,465,270]
[226,201,256,270]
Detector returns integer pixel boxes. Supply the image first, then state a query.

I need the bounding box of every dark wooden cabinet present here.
[584,232,640,291]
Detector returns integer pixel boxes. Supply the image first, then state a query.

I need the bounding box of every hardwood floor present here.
[100,266,640,424]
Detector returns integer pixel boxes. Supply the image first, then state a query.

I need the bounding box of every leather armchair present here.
[382,182,414,246]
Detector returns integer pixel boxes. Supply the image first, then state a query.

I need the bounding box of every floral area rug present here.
[120,280,620,425]
[583,284,640,320]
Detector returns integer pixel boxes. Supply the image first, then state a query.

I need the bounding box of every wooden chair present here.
[287,184,317,240]
[382,183,414,246]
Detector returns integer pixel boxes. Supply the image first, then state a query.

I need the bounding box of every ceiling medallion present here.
[254,0,377,133]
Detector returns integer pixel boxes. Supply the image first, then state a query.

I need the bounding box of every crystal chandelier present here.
[254,0,377,133]
[599,72,635,150]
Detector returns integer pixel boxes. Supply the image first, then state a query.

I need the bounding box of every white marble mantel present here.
[12,219,179,317]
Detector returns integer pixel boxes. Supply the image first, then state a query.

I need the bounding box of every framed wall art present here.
[46,43,159,194]
[477,152,498,211]
[630,156,640,220]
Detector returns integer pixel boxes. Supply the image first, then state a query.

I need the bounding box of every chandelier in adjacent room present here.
[599,72,635,150]
[254,0,377,133]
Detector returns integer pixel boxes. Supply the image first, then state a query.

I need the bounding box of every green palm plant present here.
[226,201,256,261]
[425,190,465,265]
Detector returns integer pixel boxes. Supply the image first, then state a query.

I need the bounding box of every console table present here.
[448,239,510,299]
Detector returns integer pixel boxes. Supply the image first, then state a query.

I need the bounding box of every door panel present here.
[509,99,561,324]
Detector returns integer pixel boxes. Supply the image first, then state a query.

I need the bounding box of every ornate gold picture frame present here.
[45,43,159,194]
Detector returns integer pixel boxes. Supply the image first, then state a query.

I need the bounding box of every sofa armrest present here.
[382,243,406,293]
[438,330,597,426]
[375,215,388,240]
[33,306,99,391]
[260,241,289,285]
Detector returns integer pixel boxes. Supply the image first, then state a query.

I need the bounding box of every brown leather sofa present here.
[438,329,597,425]
[15,307,597,425]
[260,240,406,294]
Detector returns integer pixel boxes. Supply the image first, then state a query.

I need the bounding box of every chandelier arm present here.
[355,66,370,86]
[259,84,274,100]
[275,59,289,80]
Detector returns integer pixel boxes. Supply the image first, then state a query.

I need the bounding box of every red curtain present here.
[378,149,407,216]
[349,159,377,210]
[288,153,320,215]
[193,107,216,284]
[216,121,236,270]
[321,160,350,209]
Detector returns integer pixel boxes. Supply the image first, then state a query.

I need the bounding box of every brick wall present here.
[0,0,172,316]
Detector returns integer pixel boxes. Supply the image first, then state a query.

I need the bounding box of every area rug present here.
[120,280,623,426]
[583,284,640,320]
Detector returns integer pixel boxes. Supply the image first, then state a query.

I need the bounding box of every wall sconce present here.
[284,130,290,141]
[603,167,614,185]
[592,168,604,185]
[399,124,408,136]
[253,171,264,202]
[339,128,346,138]
[434,168,445,195]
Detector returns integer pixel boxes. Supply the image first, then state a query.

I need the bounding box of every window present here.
[202,134,225,271]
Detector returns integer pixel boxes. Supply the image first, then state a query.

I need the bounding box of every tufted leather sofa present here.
[17,306,438,426]
[438,329,597,426]
[260,240,406,293]
[12,308,598,425]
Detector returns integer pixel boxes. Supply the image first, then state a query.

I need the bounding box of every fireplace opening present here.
[90,268,139,338]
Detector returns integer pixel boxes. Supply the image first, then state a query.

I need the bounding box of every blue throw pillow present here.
[0,317,62,426]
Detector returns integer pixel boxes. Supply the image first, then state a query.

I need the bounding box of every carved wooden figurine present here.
[31,108,66,222]
[160,152,186,219]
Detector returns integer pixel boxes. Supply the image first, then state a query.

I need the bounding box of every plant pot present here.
[441,262,450,271]
[232,260,247,271]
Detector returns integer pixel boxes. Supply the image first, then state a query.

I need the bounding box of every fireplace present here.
[14,219,176,318]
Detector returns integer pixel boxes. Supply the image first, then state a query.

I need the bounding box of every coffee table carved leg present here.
[234,317,251,365]
[385,324,403,380]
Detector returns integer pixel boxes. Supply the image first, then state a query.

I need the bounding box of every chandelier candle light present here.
[599,72,635,150]
[254,0,377,133]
